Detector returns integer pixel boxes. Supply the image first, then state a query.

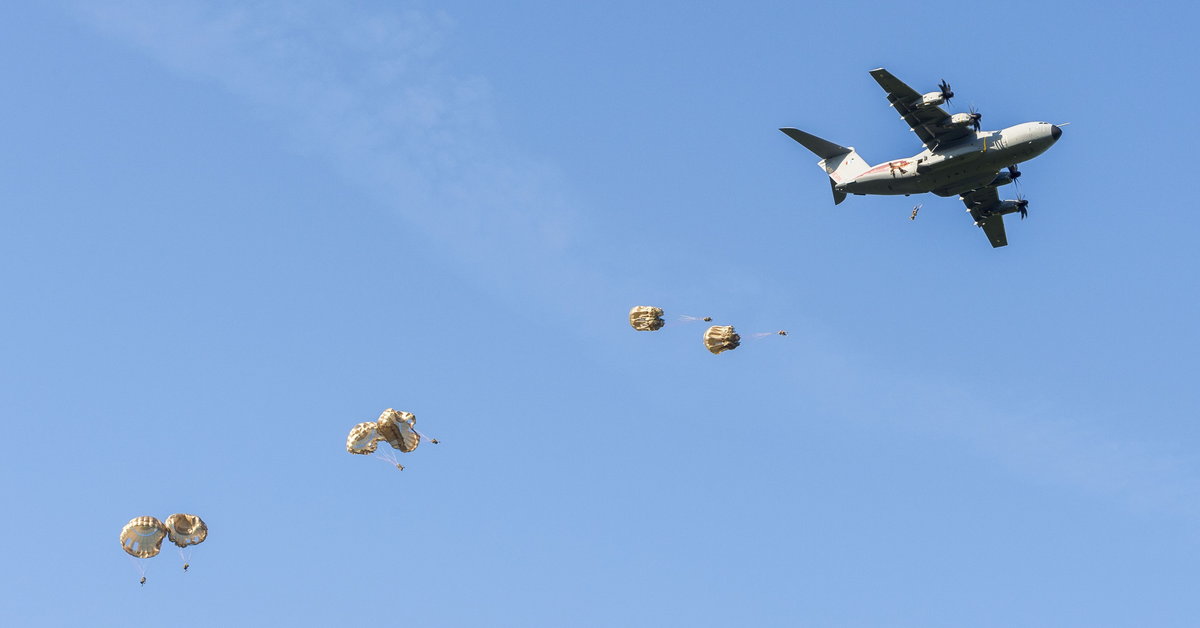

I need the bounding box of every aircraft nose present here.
[1051,124,1062,140]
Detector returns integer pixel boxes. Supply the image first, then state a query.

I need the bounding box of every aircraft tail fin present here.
[780,127,870,204]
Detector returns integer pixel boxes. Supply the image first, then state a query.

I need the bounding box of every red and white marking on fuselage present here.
[862,160,911,177]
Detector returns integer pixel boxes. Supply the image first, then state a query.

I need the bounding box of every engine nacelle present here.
[944,113,977,128]
[996,200,1027,216]
[913,91,947,107]
[989,171,1016,187]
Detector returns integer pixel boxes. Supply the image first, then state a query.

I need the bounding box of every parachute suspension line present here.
[678,315,713,323]
[373,449,405,471]
[128,555,147,584]
[414,430,439,444]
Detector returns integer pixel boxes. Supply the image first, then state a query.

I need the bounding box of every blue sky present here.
[2,1,1199,625]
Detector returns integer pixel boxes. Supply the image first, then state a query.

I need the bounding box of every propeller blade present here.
[967,104,982,131]
[939,79,954,106]
[1007,164,1022,193]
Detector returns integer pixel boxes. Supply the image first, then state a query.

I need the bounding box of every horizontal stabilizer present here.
[779,128,852,159]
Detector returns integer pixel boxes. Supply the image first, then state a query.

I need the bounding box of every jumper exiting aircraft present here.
[781,68,1063,248]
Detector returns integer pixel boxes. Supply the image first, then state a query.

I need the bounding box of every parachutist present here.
[430,438,440,444]
[348,409,436,469]
[778,330,788,336]
[122,514,206,580]
[703,317,712,322]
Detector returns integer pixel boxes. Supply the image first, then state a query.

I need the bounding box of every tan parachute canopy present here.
[346,422,382,455]
[703,325,741,354]
[346,408,438,470]
[376,408,420,453]
[629,306,665,331]
[120,516,167,559]
[164,514,208,548]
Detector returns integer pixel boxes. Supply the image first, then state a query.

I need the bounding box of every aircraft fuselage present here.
[841,121,1061,197]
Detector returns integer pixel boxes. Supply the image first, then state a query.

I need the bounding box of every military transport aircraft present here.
[781,68,1063,247]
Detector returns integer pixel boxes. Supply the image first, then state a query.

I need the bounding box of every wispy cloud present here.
[74,0,579,274]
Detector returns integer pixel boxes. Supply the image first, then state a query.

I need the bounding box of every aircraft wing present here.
[869,68,974,151]
[960,186,1008,248]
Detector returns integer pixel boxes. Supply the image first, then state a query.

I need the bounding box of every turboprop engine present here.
[996,198,1030,219]
[944,112,982,131]
[916,91,948,107]
[989,166,1022,188]
[913,79,955,108]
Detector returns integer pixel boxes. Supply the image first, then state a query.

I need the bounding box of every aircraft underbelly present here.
[850,163,992,195]
[914,145,1029,195]
[844,138,1053,197]
[932,171,1001,196]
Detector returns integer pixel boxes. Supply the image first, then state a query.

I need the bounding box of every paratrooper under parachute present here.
[121,513,207,582]
[165,513,208,572]
[346,408,438,470]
